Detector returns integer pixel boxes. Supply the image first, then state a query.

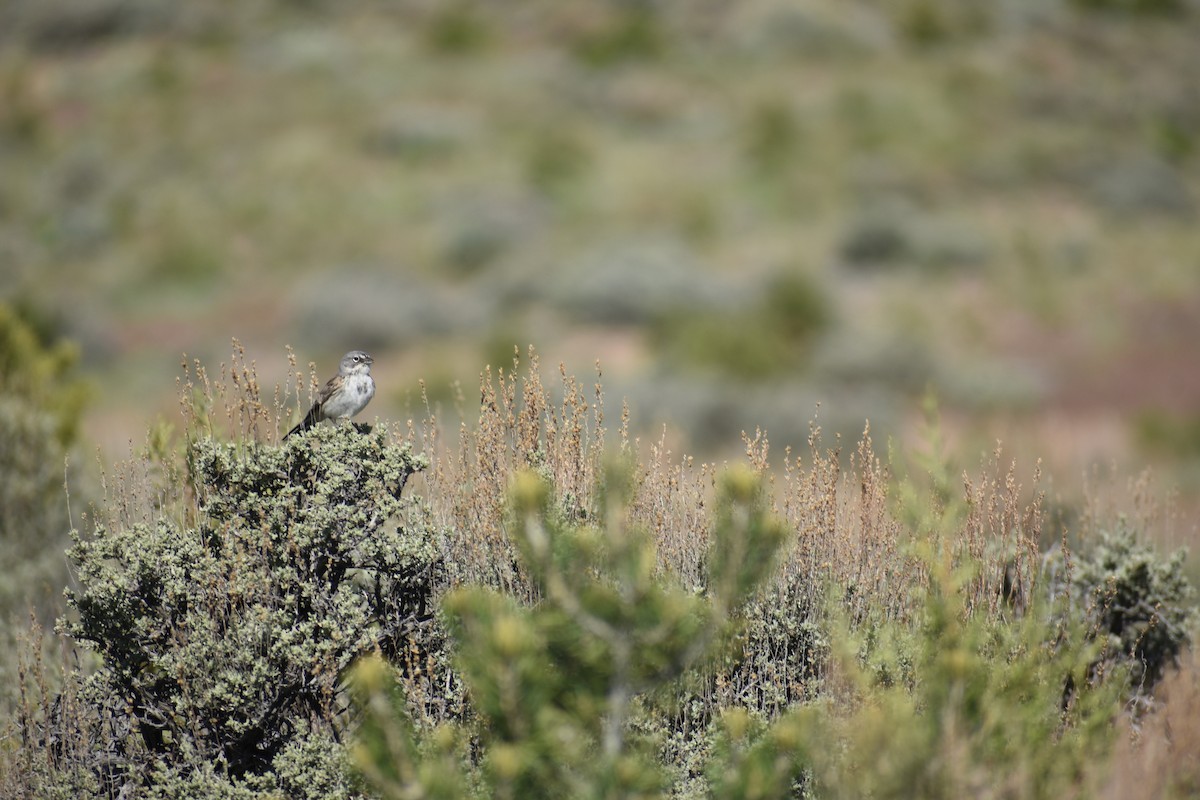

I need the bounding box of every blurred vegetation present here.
[1136,410,1200,459]
[0,302,89,705]
[652,273,831,380]
[0,302,88,446]
[0,0,1195,471]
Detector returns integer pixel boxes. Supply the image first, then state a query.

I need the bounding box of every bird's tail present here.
[283,406,321,439]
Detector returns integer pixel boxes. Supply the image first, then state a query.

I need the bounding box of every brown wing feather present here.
[284,375,341,439]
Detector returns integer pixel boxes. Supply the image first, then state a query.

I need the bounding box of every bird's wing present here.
[316,374,342,406]
[284,374,341,438]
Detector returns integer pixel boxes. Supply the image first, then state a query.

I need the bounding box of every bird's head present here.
[340,350,374,374]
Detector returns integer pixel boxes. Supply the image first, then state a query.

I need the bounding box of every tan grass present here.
[398,347,1053,654]
[0,621,99,799]
[1102,649,1200,800]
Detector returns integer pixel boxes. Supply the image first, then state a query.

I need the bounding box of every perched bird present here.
[285,350,376,439]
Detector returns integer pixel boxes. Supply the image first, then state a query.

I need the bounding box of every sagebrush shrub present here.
[1069,522,1195,690]
[62,423,436,794]
[753,562,1127,800]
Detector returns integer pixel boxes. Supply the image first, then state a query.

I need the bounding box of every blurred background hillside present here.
[2,0,1199,517]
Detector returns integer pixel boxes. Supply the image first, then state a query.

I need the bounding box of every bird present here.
[284,350,376,439]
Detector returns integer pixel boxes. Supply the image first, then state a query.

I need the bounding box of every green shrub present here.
[353,465,787,799]
[0,302,89,702]
[743,100,802,174]
[1135,409,1200,458]
[526,128,593,196]
[57,423,434,796]
[0,301,88,447]
[424,2,490,54]
[1070,522,1195,690]
[652,273,831,380]
[727,571,829,715]
[767,562,1126,800]
[894,0,991,47]
[570,6,664,67]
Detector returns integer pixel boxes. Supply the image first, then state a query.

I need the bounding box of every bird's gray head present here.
[339,350,374,374]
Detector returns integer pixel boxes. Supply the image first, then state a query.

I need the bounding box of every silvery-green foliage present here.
[65,423,436,794]
[1072,522,1195,689]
